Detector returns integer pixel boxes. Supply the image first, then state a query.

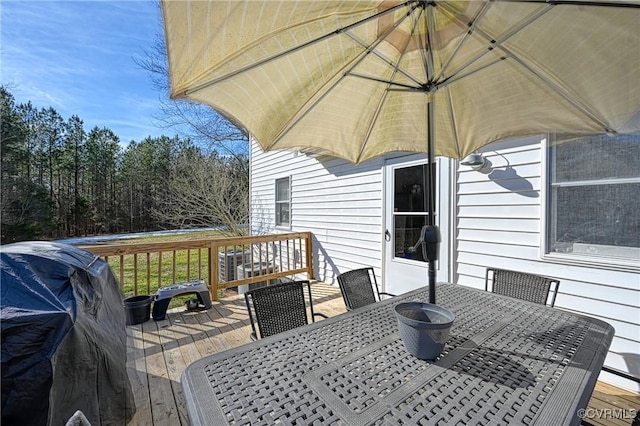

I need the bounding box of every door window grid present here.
[393,164,430,263]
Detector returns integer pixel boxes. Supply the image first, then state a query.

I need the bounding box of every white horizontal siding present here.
[458,204,541,218]
[457,217,540,232]
[250,140,384,283]
[250,135,640,393]
[455,136,640,393]
[458,228,540,246]
[457,192,541,206]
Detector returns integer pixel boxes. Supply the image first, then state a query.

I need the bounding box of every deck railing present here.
[81,232,314,301]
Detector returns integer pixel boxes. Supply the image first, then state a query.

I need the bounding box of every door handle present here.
[385,229,391,241]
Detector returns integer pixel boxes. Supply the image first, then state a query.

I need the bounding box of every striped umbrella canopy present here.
[162,0,640,163]
[161,0,640,303]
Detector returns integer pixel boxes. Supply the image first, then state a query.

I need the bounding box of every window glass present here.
[548,134,640,259]
[393,164,431,262]
[276,178,290,201]
[275,177,290,227]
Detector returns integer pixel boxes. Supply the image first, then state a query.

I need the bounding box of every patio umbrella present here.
[161,0,640,304]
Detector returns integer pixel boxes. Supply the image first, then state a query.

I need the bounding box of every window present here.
[547,134,640,262]
[275,177,291,228]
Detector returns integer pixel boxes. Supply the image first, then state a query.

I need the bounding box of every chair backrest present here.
[244,280,315,339]
[485,267,560,307]
[336,267,381,310]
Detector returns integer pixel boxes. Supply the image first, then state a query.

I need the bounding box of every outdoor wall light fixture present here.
[460,153,487,171]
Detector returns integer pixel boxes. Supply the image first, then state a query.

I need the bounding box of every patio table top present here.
[181,283,614,425]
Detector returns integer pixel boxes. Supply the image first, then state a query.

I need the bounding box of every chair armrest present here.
[601,366,640,383]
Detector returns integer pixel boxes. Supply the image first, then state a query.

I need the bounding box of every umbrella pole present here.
[423,99,441,305]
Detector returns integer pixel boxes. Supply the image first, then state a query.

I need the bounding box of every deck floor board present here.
[125,283,639,426]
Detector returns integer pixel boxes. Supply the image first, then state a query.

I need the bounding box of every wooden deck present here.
[125,283,638,426]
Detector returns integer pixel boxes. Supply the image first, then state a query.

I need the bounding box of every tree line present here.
[1,86,249,244]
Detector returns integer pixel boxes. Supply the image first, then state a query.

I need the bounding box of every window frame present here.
[275,176,292,230]
[541,135,640,271]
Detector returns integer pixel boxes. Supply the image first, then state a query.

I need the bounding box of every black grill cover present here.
[1,241,135,425]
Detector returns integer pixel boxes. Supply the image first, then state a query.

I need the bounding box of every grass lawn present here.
[99,229,237,309]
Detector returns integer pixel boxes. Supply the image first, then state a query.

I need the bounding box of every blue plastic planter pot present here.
[395,302,455,360]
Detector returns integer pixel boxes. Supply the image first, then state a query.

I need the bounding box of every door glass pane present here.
[394,165,428,212]
[394,215,428,261]
[393,164,429,262]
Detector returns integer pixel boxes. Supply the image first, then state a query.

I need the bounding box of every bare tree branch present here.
[135,17,249,161]
[154,153,249,237]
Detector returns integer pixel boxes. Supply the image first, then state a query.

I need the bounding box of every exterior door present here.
[383,155,450,294]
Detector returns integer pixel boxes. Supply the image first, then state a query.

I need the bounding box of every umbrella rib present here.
[436,56,507,89]
[356,81,396,163]
[445,2,618,132]
[349,4,438,92]
[184,1,414,96]
[423,2,436,85]
[342,2,425,88]
[356,20,422,162]
[347,73,423,91]
[494,45,616,132]
[433,1,493,84]
[434,0,616,131]
[445,88,463,159]
[266,2,423,150]
[399,4,429,87]
[434,1,553,86]
[495,0,640,9]
[265,45,396,150]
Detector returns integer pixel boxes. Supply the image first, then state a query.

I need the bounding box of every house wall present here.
[454,135,640,393]
[249,141,385,284]
[249,136,640,393]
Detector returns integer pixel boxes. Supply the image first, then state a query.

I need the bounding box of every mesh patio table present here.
[182,283,614,425]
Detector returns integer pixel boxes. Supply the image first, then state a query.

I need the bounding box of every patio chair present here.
[244,280,327,340]
[485,267,560,307]
[336,267,396,311]
[598,366,640,426]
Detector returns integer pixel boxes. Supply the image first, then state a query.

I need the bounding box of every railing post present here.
[210,241,219,301]
[305,232,314,281]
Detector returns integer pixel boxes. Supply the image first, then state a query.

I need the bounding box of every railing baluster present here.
[158,251,163,288]
[305,232,314,280]
[146,253,151,295]
[232,244,237,282]
[172,250,177,284]
[286,240,291,270]
[187,249,191,282]
[210,241,218,301]
[119,255,125,292]
[133,254,138,295]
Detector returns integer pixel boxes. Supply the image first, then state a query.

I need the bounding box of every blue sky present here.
[1,0,174,145]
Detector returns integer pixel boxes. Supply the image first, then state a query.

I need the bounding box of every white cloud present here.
[1,0,169,144]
